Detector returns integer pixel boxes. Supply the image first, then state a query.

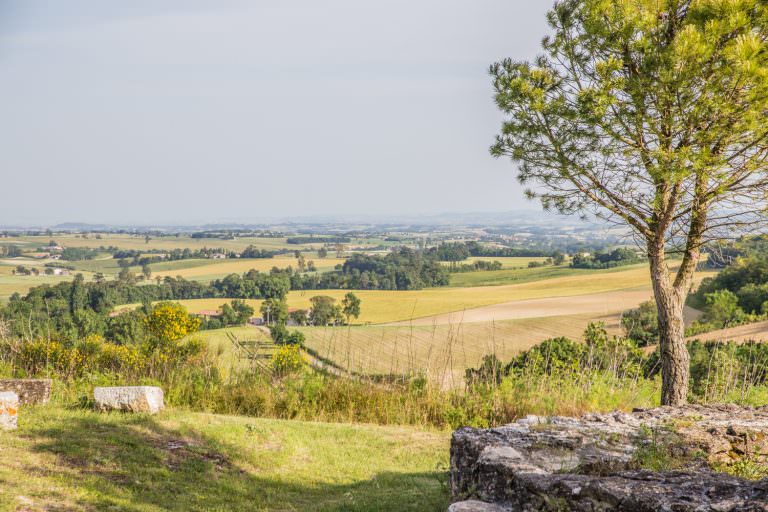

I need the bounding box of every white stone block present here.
[94,386,164,414]
[0,391,19,430]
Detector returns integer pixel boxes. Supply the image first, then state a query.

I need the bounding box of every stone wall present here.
[450,405,768,511]
[0,379,52,405]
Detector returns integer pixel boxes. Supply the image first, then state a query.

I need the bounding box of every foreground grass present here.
[0,405,449,512]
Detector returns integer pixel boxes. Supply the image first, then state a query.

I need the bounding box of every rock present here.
[0,392,19,430]
[0,379,52,405]
[93,386,164,414]
[450,405,768,511]
[448,500,511,512]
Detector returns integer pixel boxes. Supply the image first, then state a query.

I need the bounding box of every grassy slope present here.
[299,313,621,381]
[193,313,621,384]
[0,405,449,512]
[449,264,599,287]
[464,256,551,268]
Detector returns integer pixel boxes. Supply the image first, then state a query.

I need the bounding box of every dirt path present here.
[384,289,656,326]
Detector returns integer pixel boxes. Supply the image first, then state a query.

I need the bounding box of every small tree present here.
[297,254,306,273]
[341,292,361,324]
[491,1,768,405]
[704,290,744,328]
[260,298,288,325]
[622,301,660,347]
[309,296,337,326]
[289,309,309,326]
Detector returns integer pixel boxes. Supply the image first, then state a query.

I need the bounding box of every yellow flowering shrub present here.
[272,345,304,376]
[145,302,201,344]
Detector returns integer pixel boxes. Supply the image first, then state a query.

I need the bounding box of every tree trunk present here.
[649,248,690,406]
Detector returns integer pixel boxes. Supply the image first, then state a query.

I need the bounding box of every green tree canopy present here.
[491,0,768,405]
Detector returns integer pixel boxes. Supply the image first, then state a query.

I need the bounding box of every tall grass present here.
[3,316,767,431]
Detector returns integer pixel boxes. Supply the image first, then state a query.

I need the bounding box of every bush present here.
[272,345,304,376]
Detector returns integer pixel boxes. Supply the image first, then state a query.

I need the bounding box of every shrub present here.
[272,345,304,376]
[145,302,201,344]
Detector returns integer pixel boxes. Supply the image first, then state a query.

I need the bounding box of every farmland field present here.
[450,264,596,287]
[195,313,622,386]
[124,264,650,324]
[10,234,393,253]
[0,261,97,301]
[0,274,85,301]
[297,314,621,382]
[687,320,768,344]
[128,264,715,325]
[12,234,296,252]
[150,257,345,281]
[445,256,551,268]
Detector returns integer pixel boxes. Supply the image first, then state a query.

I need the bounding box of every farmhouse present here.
[197,310,222,319]
[51,268,70,276]
[211,253,227,259]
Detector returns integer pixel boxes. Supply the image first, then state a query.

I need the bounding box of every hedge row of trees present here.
[570,248,641,270]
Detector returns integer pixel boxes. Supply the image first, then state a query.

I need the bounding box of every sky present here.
[0,1,553,225]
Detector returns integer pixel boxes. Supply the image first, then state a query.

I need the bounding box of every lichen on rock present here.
[450,405,768,511]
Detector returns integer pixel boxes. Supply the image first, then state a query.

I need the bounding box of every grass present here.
[464,256,551,268]
[0,405,449,512]
[449,264,595,287]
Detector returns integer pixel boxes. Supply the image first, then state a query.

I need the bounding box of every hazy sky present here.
[0,1,552,225]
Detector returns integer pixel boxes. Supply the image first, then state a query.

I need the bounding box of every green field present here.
[449,264,598,287]
[463,256,552,268]
[0,405,449,511]
[0,262,98,301]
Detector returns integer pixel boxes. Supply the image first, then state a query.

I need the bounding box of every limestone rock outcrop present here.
[450,405,768,511]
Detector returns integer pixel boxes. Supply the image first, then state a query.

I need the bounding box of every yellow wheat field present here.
[151,257,345,281]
